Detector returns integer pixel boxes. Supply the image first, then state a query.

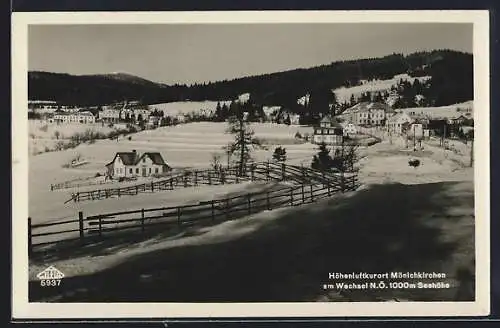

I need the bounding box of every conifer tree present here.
[225,102,265,176]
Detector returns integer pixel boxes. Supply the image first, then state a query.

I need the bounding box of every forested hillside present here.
[28,49,472,108]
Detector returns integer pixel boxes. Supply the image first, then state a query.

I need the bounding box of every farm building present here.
[313,115,344,145]
[105,150,171,178]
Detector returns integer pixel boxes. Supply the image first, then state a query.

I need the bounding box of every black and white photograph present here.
[12,11,490,318]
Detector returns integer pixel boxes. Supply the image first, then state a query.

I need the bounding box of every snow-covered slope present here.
[149,100,232,116]
[398,101,474,119]
[333,74,432,104]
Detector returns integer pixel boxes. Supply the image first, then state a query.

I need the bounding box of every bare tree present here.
[210,152,223,172]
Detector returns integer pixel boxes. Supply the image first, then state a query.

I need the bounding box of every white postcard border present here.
[11,10,490,319]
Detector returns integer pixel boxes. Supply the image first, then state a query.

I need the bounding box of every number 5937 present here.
[40,279,61,287]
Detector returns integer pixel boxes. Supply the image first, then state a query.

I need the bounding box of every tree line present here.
[29,49,472,109]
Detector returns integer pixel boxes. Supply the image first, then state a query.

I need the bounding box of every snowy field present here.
[148,100,232,116]
[28,134,475,303]
[27,119,475,303]
[28,122,316,224]
[28,120,121,155]
[333,74,431,103]
[28,120,474,227]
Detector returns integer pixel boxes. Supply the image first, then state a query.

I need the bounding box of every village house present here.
[289,114,301,125]
[147,116,160,129]
[51,110,96,124]
[105,150,171,178]
[262,106,280,123]
[176,114,187,124]
[120,107,135,121]
[99,108,121,123]
[312,115,344,145]
[386,112,413,135]
[28,100,58,113]
[342,123,358,136]
[338,102,393,127]
[133,108,150,122]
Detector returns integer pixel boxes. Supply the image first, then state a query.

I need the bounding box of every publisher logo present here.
[37,265,64,287]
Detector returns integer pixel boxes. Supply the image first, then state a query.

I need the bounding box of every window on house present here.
[129,168,133,174]
[149,168,152,174]
[136,168,139,174]
[143,158,146,163]
[155,168,159,173]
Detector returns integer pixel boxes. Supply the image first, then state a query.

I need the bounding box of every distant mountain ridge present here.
[28,49,473,107]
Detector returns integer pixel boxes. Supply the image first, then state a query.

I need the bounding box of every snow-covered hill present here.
[333,74,432,104]
[149,100,232,116]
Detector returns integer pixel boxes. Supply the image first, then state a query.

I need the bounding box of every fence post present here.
[177,207,182,227]
[28,217,32,256]
[236,174,239,183]
[151,182,154,192]
[194,171,198,186]
[281,163,286,181]
[251,164,255,181]
[310,184,314,202]
[266,192,271,210]
[184,175,188,188]
[211,200,215,222]
[170,179,173,190]
[98,216,102,237]
[266,161,270,181]
[118,188,121,197]
[78,211,84,243]
[247,194,251,215]
[341,174,345,193]
[301,185,305,203]
[50,184,53,191]
[136,186,139,194]
[290,187,294,206]
[208,172,212,185]
[141,208,145,233]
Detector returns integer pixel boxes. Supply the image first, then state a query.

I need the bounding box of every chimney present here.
[132,149,136,153]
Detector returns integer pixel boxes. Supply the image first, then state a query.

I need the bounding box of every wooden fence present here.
[64,162,347,203]
[29,173,359,255]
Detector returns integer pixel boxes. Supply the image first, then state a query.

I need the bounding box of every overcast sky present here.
[28,23,472,85]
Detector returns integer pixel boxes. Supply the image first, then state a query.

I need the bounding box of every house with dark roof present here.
[105,150,170,178]
[312,115,344,145]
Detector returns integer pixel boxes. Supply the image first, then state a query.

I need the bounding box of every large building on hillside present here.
[338,102,394,127]
[105,150,171,178]
[51,110,96,124]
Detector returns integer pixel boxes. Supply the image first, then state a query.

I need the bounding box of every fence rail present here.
[29,165,359,255]
[64,162,346,203]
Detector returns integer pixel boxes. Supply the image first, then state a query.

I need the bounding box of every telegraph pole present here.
[413,125,416,151]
